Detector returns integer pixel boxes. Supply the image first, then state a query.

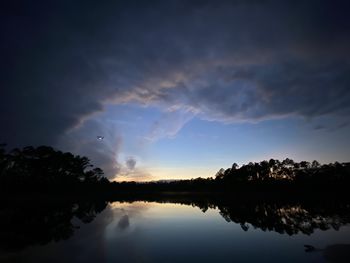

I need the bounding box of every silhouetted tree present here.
[0,145,110,193]
[312,160,320,168]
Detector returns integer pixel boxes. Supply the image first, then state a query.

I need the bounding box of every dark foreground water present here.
[1,199,350,263]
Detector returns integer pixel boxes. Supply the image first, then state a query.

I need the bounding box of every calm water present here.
[1,200,350,263]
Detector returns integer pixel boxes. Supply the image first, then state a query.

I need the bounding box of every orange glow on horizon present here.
[112,166,218,182]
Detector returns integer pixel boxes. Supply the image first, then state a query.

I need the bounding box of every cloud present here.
[314,125,325,131]
[126,157,137,170]
[57,118,122,178]
[1,0,350,176]
[143,107,197,142]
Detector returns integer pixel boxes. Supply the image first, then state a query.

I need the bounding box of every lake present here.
[1,199,350,262]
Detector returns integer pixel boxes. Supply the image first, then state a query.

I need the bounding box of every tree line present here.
[1,144,349,196]
[214,158,350,184]
[109,158,350,195]
[0,144,109,194]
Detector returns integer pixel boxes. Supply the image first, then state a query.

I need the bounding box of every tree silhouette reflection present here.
[215,202,350,235]
[109,196,350,236]
[0,198,349,253]
[0,200,107,251]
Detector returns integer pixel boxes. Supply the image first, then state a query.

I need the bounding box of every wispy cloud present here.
[143,107,197,143]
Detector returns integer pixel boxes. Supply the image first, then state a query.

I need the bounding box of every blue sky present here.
[79,103,350,181]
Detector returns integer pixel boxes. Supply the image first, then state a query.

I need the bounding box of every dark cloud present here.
[1,0,350,175]
[126,157,136,170]
[314,125,325,131]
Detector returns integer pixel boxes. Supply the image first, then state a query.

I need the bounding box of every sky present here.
[1,0,350,181]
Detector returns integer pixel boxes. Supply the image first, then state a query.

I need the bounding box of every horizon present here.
[1,0,350,182]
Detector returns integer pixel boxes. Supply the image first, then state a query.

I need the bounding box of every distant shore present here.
[1,187,350,203]
[1,145,349,202]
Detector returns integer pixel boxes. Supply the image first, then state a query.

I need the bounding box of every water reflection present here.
[216,202,350,235]
[117,214,130,230]
[109,197,350,235]
[1,198,350,262]
[305,244,350,263]
[0,200,107,252]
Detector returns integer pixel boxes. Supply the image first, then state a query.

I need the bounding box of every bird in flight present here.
[97,136,104,140]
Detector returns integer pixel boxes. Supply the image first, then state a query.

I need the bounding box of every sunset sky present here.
[1,0,350,181]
